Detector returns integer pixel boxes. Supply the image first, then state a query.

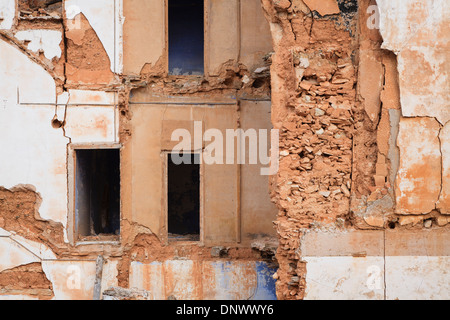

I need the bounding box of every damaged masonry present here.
[0,0,449,301]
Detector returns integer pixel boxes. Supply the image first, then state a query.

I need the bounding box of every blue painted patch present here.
[251,262,277,300]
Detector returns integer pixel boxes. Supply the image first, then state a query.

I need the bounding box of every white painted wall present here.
[386,256,450,300]
[0,39,69,233]
[0,0,15,30]
[304,256,385,300]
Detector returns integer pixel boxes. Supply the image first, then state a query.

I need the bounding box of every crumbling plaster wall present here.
[1,0,449,300]
[0,0,121,300]
[261,0,449,300]
[0,0,278,300]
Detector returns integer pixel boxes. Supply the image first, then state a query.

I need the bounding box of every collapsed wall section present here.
[260,0,360,300]
[261,0,450,300]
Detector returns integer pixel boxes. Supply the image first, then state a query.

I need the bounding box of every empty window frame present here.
[75,148,120,240]
[168,0,204,75]
[167,153,201,241]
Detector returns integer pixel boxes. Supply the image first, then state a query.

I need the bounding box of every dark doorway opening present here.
[168,153,200,241]
[75,149,120,239]
[168,0,204,75]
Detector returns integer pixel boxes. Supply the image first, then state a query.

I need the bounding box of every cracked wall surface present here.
[0,0,449,300]
[0,0,278,300]
[261,0,449,300]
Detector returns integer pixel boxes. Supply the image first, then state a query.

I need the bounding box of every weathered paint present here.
[304,255,450,300]
[100,259,119,299]
[301,228,450,300]
[253,262,277,300]
[395,117,442,214]
[14,30,63,60]
[0,0,448,301]
[9,234,56,260]
[64,106,117,144]
[0,238,41,273]
[0,295,39,300]
[239,0,273,71]
[376,0,450,125]
[207,0,239,75]
[129,261,165,299]
[128,260,276,300]
[385,256,450,300]
[42,260,97,300]
[0,38,69,231]
[304,256,385,300]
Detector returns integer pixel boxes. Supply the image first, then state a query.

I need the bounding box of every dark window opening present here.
[75,149,120,240]
[169,0,204,75]
[168,153,200,241]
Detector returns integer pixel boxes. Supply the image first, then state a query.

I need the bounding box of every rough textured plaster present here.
[302,0,340,16]
[129,260,272,300]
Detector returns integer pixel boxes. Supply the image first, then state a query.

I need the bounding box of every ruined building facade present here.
[0,0,448,300]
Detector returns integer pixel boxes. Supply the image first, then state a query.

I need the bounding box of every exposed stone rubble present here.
[261,0,359,300]
[0,0,449,300]
[261,0,450,300]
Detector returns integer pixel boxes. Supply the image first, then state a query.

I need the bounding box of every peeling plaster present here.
[65,0,123,74]
[15,30,63,60]
[395,117,442,215]
[0,0,448,301]
[376,0,450,125]
[0,38,69,237]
